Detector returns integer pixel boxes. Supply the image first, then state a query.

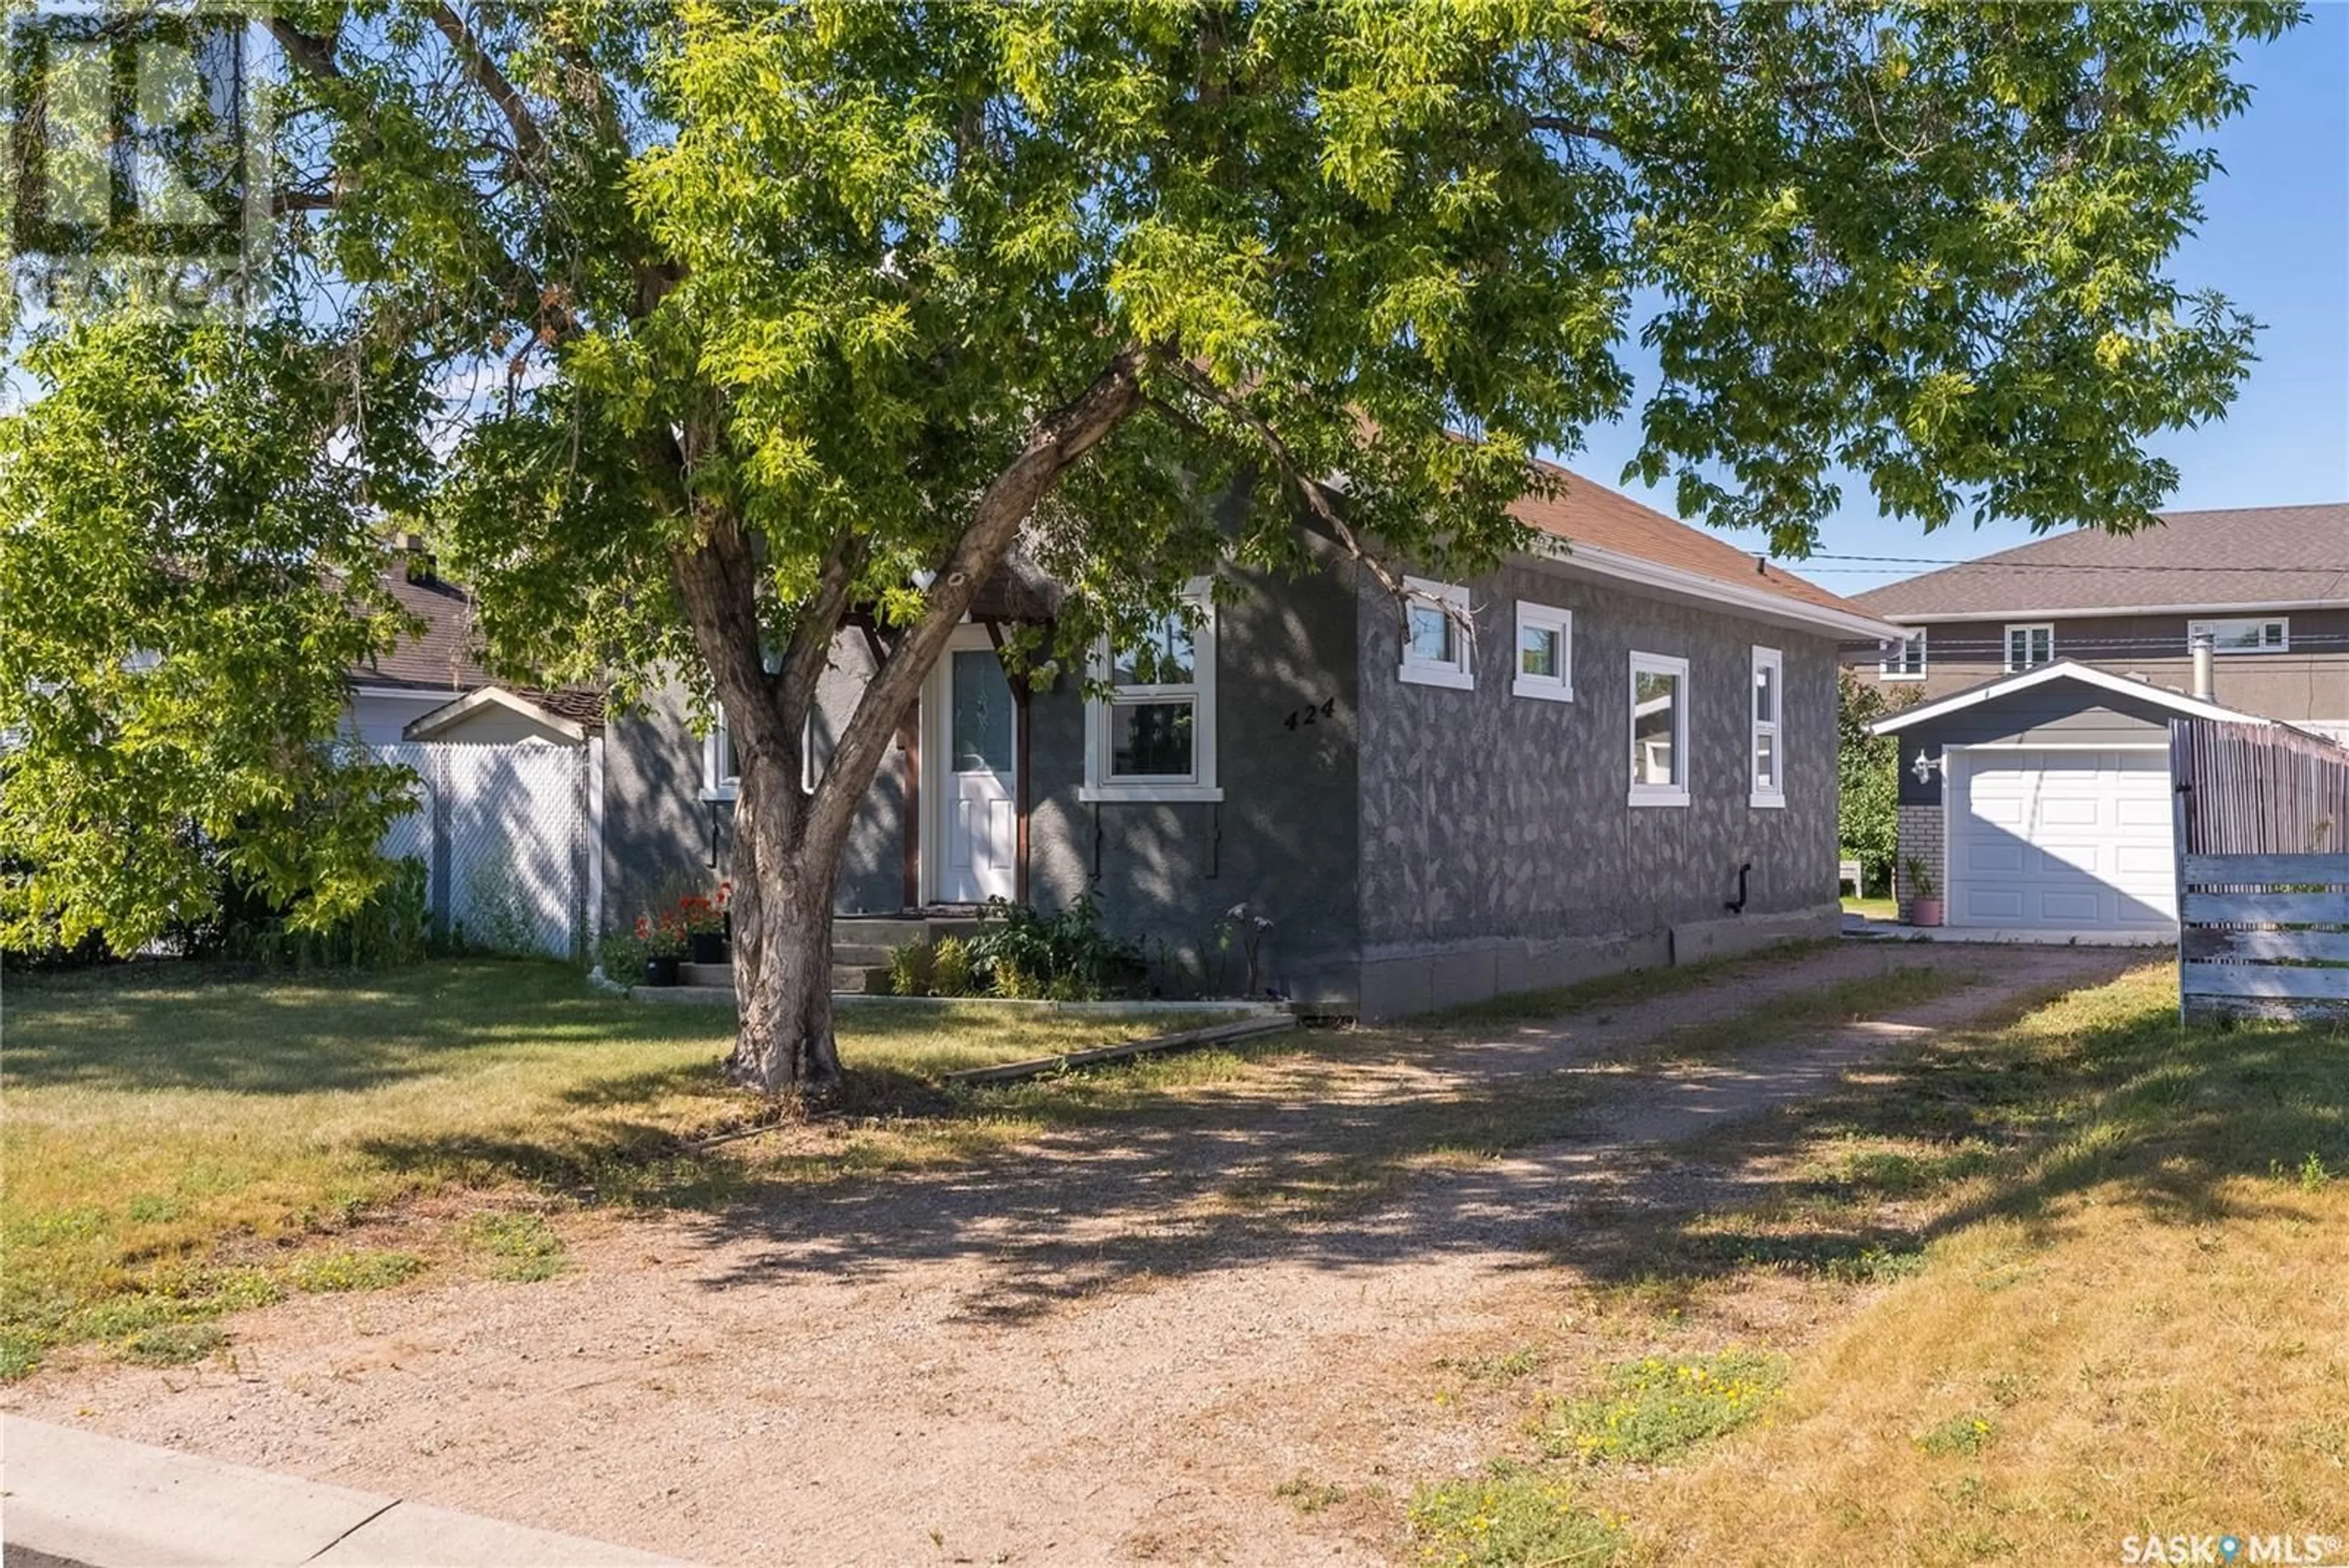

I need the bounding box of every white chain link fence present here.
[374,741,593,959]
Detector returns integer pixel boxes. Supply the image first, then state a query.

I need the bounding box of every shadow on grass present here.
[4,959,731,1096]
[333,954,2076,1327]
[1556,987,2349,1293]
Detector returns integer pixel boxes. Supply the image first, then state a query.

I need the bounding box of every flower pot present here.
[1909,897,1944,928]
[643,955,681,987]
[688,932,729,965]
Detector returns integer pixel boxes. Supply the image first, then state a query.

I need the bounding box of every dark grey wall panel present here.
[1355,559,1842,953]
[1027,545,1365,1003]
[1895,681,2175,805]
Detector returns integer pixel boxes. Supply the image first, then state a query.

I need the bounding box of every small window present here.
[1512,601,1573,702]
[2003,623,2054,672]
[1083,588,1222,802]
[1750,646,1784,808]
[2188,617,2288,655]
[703,713,740,801]
[1398,576,1474,690]
[1628,651,1691,807]
[1879,630,1926,681]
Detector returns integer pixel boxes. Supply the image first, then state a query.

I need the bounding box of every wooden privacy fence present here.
[2172,718,2349,1021]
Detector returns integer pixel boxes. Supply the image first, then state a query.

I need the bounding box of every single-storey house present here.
[600,469,1901,1016]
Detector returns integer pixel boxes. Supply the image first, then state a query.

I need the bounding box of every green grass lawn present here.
[0,959,1222,1377]
[1841,894,1898,921]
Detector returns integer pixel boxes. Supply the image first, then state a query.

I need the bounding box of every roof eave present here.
[1863,596,2349,625]
[1531,537,1904,642]
[403,686,589,743]
[1868,659,2269,737]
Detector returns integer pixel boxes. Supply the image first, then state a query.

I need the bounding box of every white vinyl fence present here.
[375,741,597,959]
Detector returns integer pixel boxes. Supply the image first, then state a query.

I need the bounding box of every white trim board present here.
[1868,659,2268,737]
[403,685,590,743]
[1527,535,1903,642]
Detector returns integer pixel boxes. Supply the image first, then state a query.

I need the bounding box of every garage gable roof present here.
[1868,660,2268,737]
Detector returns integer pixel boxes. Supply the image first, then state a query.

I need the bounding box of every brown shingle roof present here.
[352,567,604,724]
[1853,503,2349,619]
[1512,463,1875,620]
[354,570,497,693]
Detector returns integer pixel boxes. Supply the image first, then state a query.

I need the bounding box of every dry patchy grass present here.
[0,959,1233,1374]
[1407,966,2349,1567]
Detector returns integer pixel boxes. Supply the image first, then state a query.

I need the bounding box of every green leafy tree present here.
[1839,669,1920,894]
[2,1,2294,1088]
[0,314,424,956]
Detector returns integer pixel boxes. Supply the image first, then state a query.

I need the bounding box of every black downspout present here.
[1724,861,1752,914]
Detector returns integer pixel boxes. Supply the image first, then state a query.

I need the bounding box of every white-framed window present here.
[1628,650,1691,807]
[1879,629,1927,681]
[1750,645,1785,808]
[1511,601,1573,702]
[2003,622,2054,672]
[702,714,740,801]
[2188,616,2289,655]
[1082,587,1221,803]
[703,709,817,800]
[1398,576,1474,690]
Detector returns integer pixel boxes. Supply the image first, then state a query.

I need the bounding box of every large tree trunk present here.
[722,757,845,1093]
[672,348,1151,1096]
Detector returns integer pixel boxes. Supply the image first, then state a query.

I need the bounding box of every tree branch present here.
[1160,365,1417,614]
[430,2,547,169]
[807,347,1152,850]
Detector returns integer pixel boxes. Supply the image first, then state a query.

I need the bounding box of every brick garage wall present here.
[1895,801,1943,922]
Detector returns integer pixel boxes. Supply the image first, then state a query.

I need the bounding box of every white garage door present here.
[1951,749,2176,932]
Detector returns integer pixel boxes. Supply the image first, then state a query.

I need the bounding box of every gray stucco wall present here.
[601,641,913,930]
[601,683,729,929]
[1026,544,1365,1005]
[1352,560,1843,1016]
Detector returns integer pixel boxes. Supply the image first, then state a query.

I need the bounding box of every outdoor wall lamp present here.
[1911,748,1943,786]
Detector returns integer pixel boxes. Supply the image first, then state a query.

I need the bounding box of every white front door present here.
[930,630,1017,904]
[1950,748,2176,932]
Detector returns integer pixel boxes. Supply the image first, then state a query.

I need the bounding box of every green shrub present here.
[884,938,935,997]
[1544,1349,1787,1464]
[227,856,431,969]
[1916,1411,1998,1456]
[1408,1462,1619,1566]
[930,936,974,997]
[967,893,1141,1000]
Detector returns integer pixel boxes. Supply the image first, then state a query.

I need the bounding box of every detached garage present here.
[1872,662,2265,941]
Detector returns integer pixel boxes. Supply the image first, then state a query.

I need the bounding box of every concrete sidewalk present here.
[1,1417,694,1568]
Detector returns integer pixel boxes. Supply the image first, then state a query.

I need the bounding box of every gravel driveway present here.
[3,941,2140,1566]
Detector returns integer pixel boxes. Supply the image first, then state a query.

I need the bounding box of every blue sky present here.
[1569,11,2349,595]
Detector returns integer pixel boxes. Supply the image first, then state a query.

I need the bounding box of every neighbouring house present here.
[344,541,605,748]
[601,467,1901,1017]
[1846,502,2349,939]
[344,540,611,957]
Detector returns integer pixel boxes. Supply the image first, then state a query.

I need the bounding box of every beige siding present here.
[1845,606,2349,723]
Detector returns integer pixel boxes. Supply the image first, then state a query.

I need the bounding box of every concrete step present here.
[832,942,896,968]
[677,961,896,995]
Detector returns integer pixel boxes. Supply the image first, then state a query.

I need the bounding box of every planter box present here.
[1908,897,1945,928]
[642,955,682,987]
[688,932,729,965]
